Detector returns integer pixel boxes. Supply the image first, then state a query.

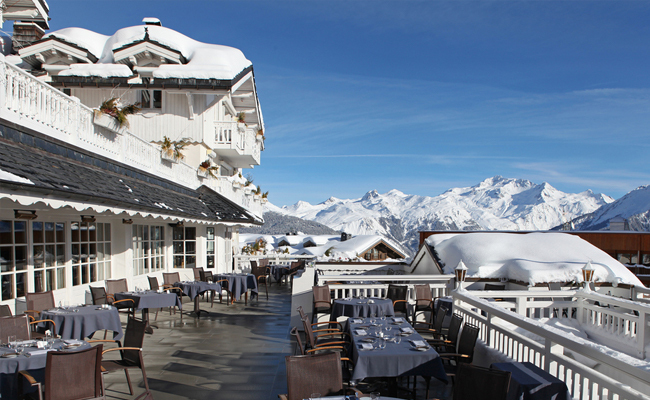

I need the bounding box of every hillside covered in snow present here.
[265,176,615,256]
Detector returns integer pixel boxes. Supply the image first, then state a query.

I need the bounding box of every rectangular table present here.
[347,317,447,384]
[491,362,570,400]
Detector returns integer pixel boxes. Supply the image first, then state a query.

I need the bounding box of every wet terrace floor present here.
[102,283,450,400]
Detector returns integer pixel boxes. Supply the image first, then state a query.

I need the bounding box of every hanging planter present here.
[160,136,188,163]
[197,160,219,178]
[94,97,140,134]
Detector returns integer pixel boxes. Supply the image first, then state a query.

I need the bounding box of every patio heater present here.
[454,259,468,291]
[582,261,595,291]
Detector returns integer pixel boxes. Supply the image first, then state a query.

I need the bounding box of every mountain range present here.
[263,176,650,256]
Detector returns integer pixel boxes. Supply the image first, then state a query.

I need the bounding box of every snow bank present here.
[427,232,642,286]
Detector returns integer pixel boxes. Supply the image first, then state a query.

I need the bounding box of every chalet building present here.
[0,8,265,311]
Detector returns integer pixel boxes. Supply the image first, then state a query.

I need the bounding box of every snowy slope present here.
[571,185,650,231]
[266,176,614,256]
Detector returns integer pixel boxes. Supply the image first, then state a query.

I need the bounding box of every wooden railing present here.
[453,289,650,400]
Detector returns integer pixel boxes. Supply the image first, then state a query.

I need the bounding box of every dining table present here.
[214,273,258,305]
[39,304,123,340]
[331,298,395,322]
[269,264,291,284]
[347,316,448,394]
[0,338,90,398]
[491,361,570,400]
[115,290,182,333]
[173,281,221,316]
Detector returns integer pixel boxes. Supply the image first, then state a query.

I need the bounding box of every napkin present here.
[358,343,373,350]
[27,349,52,356]
[349,318,364,324]
[409,339,428,348]
[393,317,405,323]
[400,327,414,334]
[64,340,83,345]
[354,329,367,336]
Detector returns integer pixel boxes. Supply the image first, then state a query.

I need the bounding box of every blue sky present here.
[48,1,650,206]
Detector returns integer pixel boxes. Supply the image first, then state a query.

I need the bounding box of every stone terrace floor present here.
[102,283,450,400]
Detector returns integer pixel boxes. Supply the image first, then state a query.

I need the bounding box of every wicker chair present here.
[280,352,361,400]
[162,272,187,299]
[438,323,481,378]
[90,285,134,319]
[386,284,408,318]
[427,313,464,352]
[19,344,104,400]
[0,314,32,341]
[311,285,333,323]
[297,306,342,334]
[412,284,435,324]
[0,304,12,317]
[415,305,448,338]
[192,267,202,281]
[251,261,270,300]
[301,315,348,352]
[24,291,58,337]
[89,317,150,396]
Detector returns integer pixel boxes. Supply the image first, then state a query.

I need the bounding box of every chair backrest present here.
[0,314,31,341]
[312,285,331,309]
[106,278,129,295]
[285,352,343,400]
[457,323,480,363]
[163,272,181,286]
[446,313,464,349]
[26,291,55,312]
[296,306,307,321]
[89,286,108,305]
[259,258,269,268]
[251,264,267,280]
[432,305,448,332]
[386,284,408,302]
[148,276,160,291]
[290,326,305,355]
[0,304,12,317]
[301,317,317,349]
[250,260,258,270]
[484,283,506,291]
[192,267,202,281]
[122,317,147,366]
[203,270,213,282]
[414,284,432,305]
[44,344,103,400]
[454,363,511,400]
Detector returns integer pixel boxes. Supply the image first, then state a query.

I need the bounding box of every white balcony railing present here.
[211,121,262,166]
[453,289,650,400]
[0,58,263,217]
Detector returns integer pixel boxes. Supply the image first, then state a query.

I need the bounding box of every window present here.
[71,222,111,286]
[33,222,66,292]
[206,227,216,269]
[617,253,638,265]
[140,89,162,109]
[173,226,196,268]
[0,221,27,301]
[133,225,165,275]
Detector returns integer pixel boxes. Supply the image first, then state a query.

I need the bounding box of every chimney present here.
[341,232,352,242]
[12,21,45,51]
[142,17,162,26]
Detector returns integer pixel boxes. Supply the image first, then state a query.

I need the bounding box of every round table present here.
[40,305,123,340]
[214,273,258,304]
[330,298,395,321]
[173,281,221,316]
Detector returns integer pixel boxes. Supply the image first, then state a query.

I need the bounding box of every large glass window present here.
[33,221,66,292]
[133,225,165,275]
[173,226,196,268]
[71,222,111,286]
[0,221,27,301]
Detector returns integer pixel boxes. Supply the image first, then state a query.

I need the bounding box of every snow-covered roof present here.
[426,232,643,286]
[38,25,252,81]
[58,63,133,78]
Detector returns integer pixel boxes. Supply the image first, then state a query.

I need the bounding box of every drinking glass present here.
[394,335,401,345]
[7,335,16,350]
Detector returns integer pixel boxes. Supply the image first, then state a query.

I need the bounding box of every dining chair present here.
[301,315,348,352]
[427,313,464,352]
[438,323,481,376]
[0,314,32,341]
[416,305,448,338]
[0,304,12,317]
[280,351,362,400]
[251,262,270,300]
[297,306,342,334]
[200,270,230,304]
[450,363,511,400]
[192,267,202,281]
[412,284,435,325]
[311,285,333,323]
[91,285,135,319]
[162,272,186,299]
[386,284,409,318]
[25,291,56,320]
[18,344,104,400]
[90,317,150,396]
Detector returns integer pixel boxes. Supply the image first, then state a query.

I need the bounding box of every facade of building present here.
[0,11,265,312]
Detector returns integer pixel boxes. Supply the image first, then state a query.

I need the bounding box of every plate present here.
[64,343,82,349]
[399,332,412,336]
[361,338,376,343]
[2,352,19,358]
[411,346,429,351]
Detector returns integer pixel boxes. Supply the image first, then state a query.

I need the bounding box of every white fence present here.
[0,58,263,216]
[453,289,650,400]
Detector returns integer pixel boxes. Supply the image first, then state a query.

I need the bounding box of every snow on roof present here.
[0,168,34,185]
[426,232,642,286]
[278,235,302,246]
[44,28,110,59]
[57,63,133,78]
[304,235,336,246]
[42,25,251,81]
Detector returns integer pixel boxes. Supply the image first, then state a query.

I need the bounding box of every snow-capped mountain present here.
[568,185,650,231]
[265,176,614,256]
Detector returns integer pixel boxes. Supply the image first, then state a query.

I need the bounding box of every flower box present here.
[197,168,209,178]
[93,112,127,135]
[161,149,178,163]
